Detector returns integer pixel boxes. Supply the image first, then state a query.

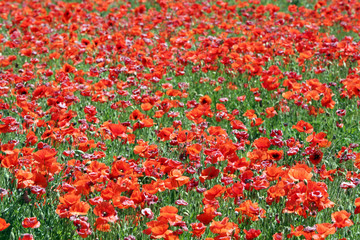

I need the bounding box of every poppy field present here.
[1,0,360,239]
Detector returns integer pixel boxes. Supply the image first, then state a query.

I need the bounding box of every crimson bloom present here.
[22,217,40,229]
[18,234,34,240]
[244,229,261,239]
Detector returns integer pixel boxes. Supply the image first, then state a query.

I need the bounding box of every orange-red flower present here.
[22,217,40,228]
[253,137,271,149]
[69,202,91,216]
[331,210,353,228]
[210,217,239,236]
[313,223,336,239]
[144,216,169,238]
[235,200,266,221]
[288,163,313,181]
[244,228,261,239]
[0,218,10,231]
[94,202,118,222]
[292,120,313,134]
[200,166,220,183]
[267,150,283,161]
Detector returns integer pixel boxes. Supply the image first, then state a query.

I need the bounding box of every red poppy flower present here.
[196,206,219,225]
[288,163,313,181]
[141,103,153,111]
[253,137,271,149]
[309,149,323,165]
[210,217,239,236]
[200,166,220,183]
[267,150,283,161]
[272,232,283,240]
[141,208,154,219]
[18,234,34,240]
[331,210,354,228]
[235,200,266,221]
[93,202,118,222]
[199,95,212,105]
[94,218,111,232]
[191,222,206,237]
[244,229,261,239]
[292,120,313,134]
[144,216,169,237]
[73,219,92,238]
[243,109,257,119]
[22,217,40,228]
[355,198,360,214]
[107,123,127,139]
[313,223,336,239]
[230,120,248,131]
[203,185,226,200]
[265,107,277,118]
[69,202,91,216]
[0,218,10,231]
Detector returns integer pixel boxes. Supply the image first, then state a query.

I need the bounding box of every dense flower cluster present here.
[0,0,360,239]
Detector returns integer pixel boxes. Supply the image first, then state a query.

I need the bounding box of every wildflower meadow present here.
[0,0,360,239]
